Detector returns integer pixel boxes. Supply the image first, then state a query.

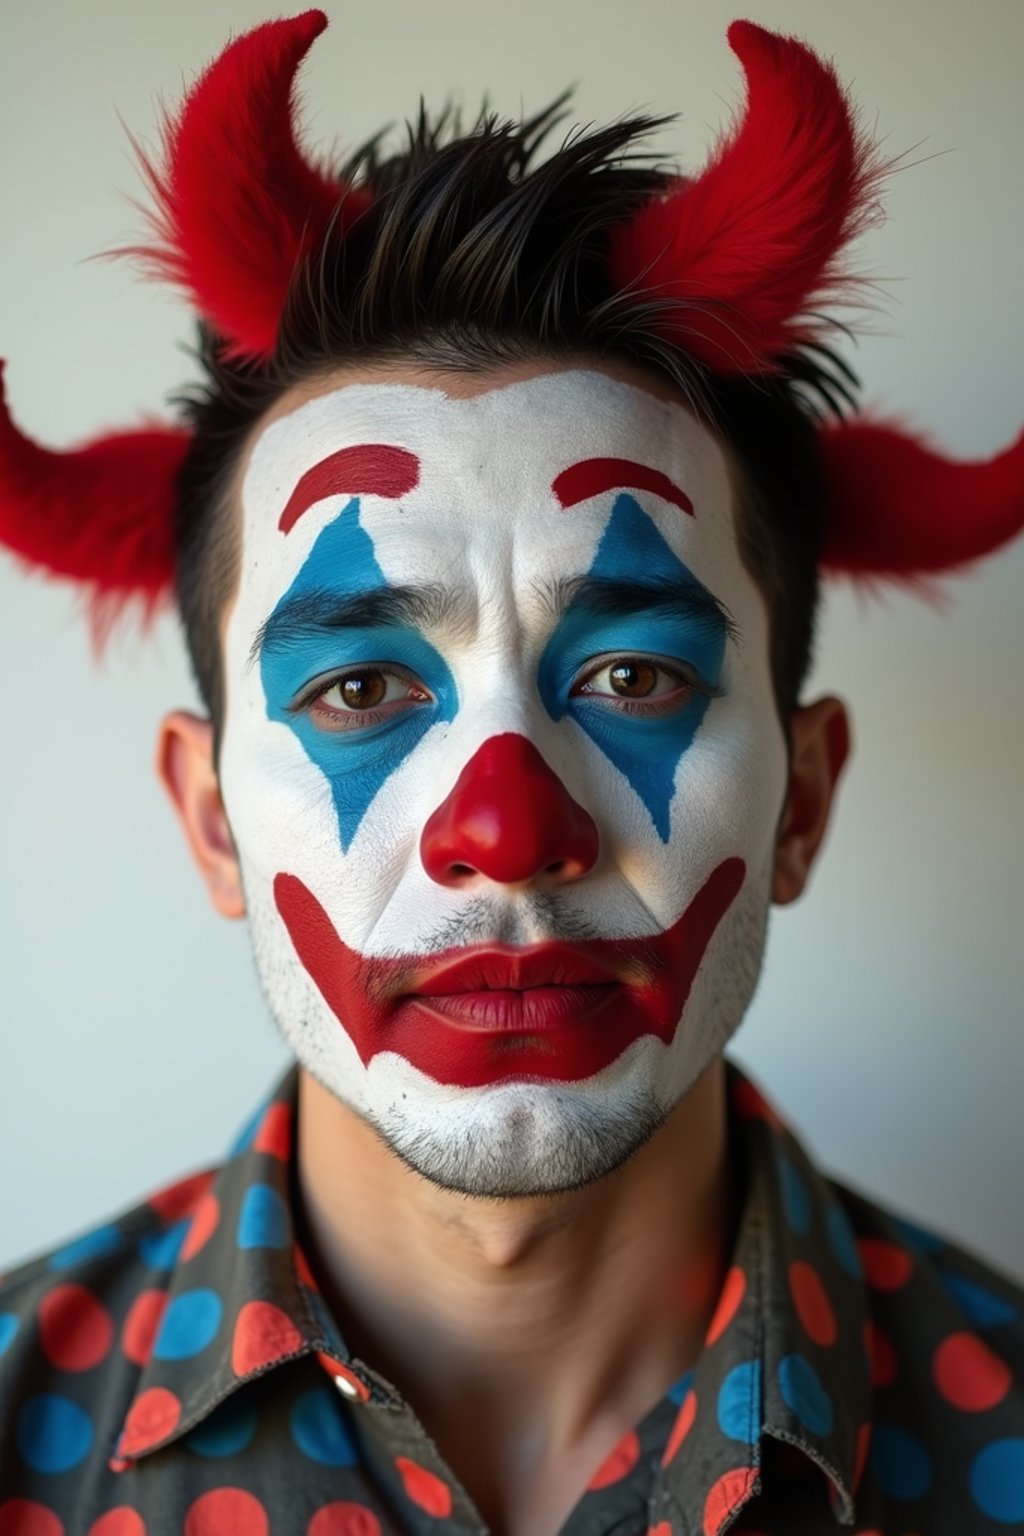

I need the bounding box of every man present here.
[0,13,1021,1535]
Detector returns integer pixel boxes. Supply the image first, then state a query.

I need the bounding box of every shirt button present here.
[317,1350,371,1403]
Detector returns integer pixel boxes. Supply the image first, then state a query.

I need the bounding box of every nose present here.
[420,733,600,888]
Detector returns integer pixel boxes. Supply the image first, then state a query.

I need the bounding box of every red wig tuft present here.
[820,417,1024,579]
[608,19,887,373]
[122,10,372,362]
[0,362,188,631]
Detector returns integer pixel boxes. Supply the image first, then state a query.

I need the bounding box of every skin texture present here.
[158,355,849,1536]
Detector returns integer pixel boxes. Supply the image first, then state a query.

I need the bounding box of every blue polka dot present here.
[825,1204,862,1280]
[290,1386,359,1465]
[139,1219,190,1269]
[970,1439,1024,1523]
[939,1270,1018,1329]
[153,1288,223,1360]
[778,1353,833,1437]
[870,1423,933,1502]
[668,1369,694,1406]
[778,1155,811,1234]
[49,1223,122,1271]
[891,1215,945,1255]
[717,1360,761,1443]
[186,1395,259,1458]
[17,1393,94,1473]
[237,1183,290,1251]
[0,1312,19,1357]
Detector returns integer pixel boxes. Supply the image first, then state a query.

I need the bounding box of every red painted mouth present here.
[274,857,745,1088]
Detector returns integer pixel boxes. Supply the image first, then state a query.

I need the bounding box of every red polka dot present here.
[588,1428,640,1489]
[703,1466,758,1536]
[118,1386,182,1457]
[662,1388,698,1466]
[87,1511,147,1536]
[706,1266,746,1345]
[232,1300,304,1376]
[147,1170,215,1223]
[180,1192,221,1263]
[184,1490,268,1536]
[788,1261,837,1347]
[316,1353,371,1403]
[706,1462,761,1536]
[38,1283,114,1372]
[853,1422,872,1489]
[863,1320,898,1388]
[120,1290,168,1367]
[647,1526,673,1536]
[307,1505,382,1536]
[0,1501,63,1536]
[932,1331,1012,1411]
[254,1101,293,1160]
[395,1457,452,1518]
[857,1239,913,1291]
[294,1244,319,1292]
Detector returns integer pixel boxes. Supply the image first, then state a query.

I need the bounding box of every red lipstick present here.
[274,858,745,1087]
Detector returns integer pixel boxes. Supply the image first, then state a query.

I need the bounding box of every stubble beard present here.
[241,860,773,1199]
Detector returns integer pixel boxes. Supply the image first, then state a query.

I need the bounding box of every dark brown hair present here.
[173,101,854,735]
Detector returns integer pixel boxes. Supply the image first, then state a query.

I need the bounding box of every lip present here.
[409,944,621,997]
[274,858,747,1087]
[402,945,621,1036]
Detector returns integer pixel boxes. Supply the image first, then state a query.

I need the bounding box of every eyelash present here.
[295,666,433,731]
[570,654,717,716]
[294,652,716,733]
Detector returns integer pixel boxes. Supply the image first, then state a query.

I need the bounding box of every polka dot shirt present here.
[1,1064,1021,1534]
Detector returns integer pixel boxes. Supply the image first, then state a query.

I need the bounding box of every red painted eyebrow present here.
[552,457,694,517]
[279,444,420,533]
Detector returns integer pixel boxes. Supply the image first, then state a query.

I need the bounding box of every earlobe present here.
[772,696,851,906]
[156,712,245,919]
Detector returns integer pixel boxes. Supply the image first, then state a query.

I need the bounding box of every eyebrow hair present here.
[539,573,741,646]
[552,458,695,517]
[248,583,467,669]
[279,444,420,534]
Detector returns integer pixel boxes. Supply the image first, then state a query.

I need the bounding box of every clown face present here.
[219,365,789,1195]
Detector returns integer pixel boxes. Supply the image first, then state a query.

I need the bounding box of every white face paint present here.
[219,367,788,1195]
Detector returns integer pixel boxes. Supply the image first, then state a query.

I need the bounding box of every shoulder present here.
[0,1166,217,1489]
[830,1177,1024,1524]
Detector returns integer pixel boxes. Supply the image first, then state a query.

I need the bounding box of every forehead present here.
[234,366,747,614]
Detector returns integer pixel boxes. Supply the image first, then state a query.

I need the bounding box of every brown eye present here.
[339,671,387,709]
[609,661,659,698]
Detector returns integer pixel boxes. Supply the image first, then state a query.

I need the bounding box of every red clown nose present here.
[420,734,600,887]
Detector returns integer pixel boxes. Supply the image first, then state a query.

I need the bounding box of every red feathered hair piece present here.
[0,12,1020,630]
[609,19,887,373]
[124,9,371,362]
[820,418,1024,579]
[0,363,188,632]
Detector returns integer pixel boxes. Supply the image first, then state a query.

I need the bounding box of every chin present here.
[244,852,774,1198]
[367,1068,669,1199]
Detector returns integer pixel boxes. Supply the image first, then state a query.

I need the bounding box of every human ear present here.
[156,711,245,919]
[772,696,851,906]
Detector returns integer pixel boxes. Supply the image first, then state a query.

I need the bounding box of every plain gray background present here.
[1,0,1022,1277]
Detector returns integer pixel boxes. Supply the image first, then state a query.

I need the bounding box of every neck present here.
[295,1059,735,1535]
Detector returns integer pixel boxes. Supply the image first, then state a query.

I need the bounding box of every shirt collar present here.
[660,1064,872,1528]
[112,1067,375,1469]
[114,1060,872,1527]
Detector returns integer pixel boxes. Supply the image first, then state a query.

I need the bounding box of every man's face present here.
[218,362,789,1195]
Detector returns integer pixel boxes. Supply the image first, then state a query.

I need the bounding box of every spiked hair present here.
[1,12,1021,726]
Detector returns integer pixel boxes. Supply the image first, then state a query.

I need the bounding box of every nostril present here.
[450,863,475,878]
